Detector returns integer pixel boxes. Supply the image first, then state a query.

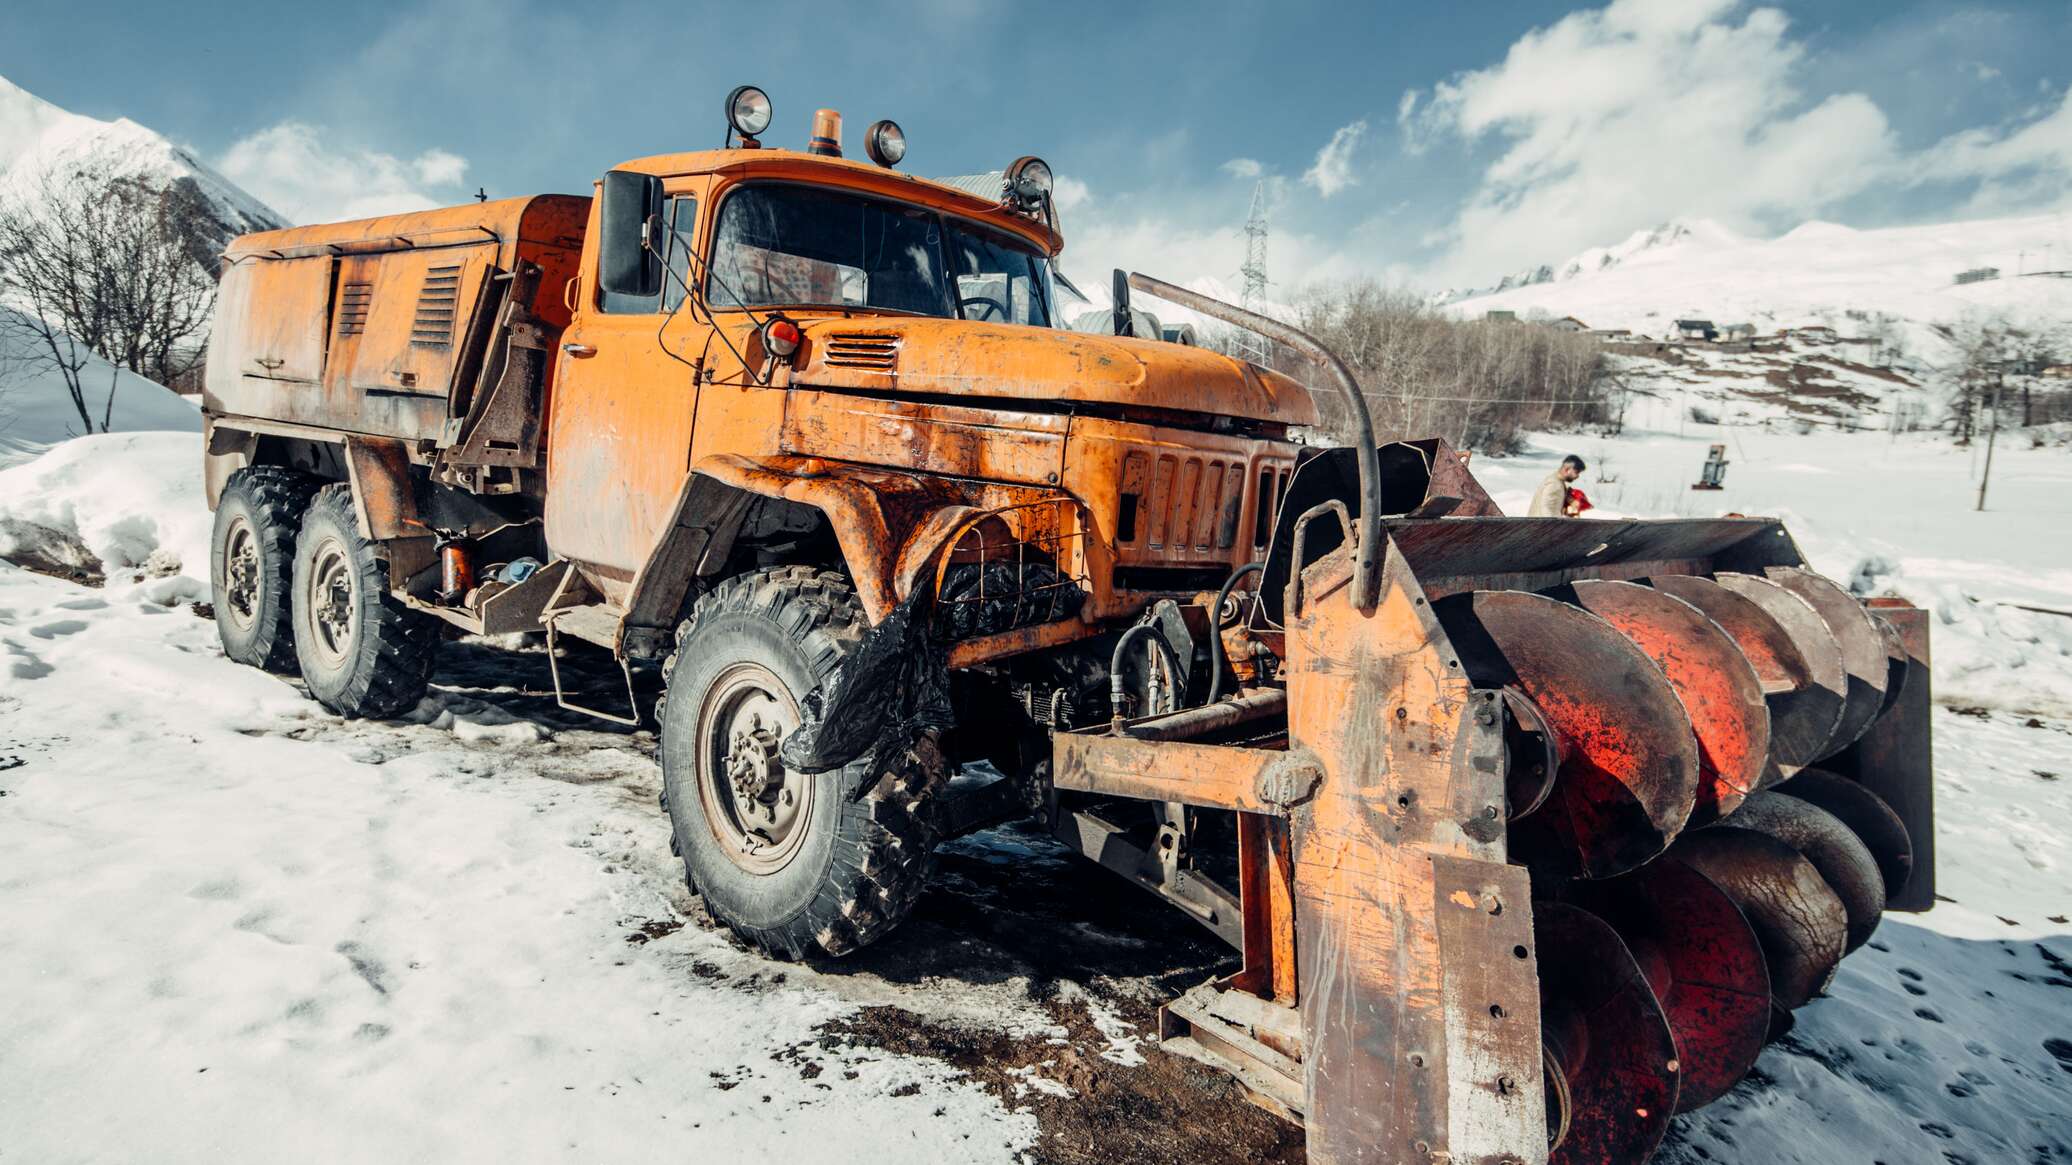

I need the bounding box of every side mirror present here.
[598,170,664,298]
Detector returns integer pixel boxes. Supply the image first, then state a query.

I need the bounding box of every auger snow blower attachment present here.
[1057,277,1935,1165]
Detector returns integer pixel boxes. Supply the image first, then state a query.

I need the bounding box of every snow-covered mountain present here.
[1444,212,2072,356]
[0,74,285,259]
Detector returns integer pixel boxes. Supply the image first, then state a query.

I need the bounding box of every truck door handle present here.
[562,342,597,358]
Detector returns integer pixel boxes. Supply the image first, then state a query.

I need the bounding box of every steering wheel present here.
[959,295,1008,322]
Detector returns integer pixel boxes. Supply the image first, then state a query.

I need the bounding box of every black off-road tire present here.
[658,566,946,960]
[289,484,440,718]
[211,467,320,672]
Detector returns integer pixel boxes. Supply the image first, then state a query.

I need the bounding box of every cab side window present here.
[662,197,699,312]
[599,194,696,314]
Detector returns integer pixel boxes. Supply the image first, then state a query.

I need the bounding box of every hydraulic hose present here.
[1110,622,1187,727]
[1206,562,1265,705]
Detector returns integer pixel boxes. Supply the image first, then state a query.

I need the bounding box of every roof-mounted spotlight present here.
[864,119,906,168]
[725,85,773,147]
[1005,155,1053,210]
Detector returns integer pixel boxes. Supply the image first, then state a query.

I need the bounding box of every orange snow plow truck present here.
[201,86,1935,1165]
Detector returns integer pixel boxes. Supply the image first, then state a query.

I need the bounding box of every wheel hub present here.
[307,541,355,665]
[697,665,812,874]
[223,518,261,629]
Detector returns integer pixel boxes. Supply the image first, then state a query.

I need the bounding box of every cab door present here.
[545,178,706,582]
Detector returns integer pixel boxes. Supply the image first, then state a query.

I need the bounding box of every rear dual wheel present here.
[288,484,440,719]
[211,467,320,672]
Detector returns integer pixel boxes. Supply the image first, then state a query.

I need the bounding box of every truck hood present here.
[789,318,1318,428]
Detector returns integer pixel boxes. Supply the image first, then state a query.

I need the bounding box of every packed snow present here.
[1,420,2066,1162]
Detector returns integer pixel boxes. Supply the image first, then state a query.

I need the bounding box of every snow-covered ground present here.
[2,423,2068,1164]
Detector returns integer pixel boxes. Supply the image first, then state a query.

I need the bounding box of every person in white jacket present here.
[1528,454,1587,517]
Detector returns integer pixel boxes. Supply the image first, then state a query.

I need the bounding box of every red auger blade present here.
[1436,591,1700,879]
[1568,857,1772,1114]
[1536,902,1681,1165]
[1670,827,1849,1014]
[1649,574,1831,774]
[1775,767,1915,909]
[1559,580,1770,824]
[1764,568,1890,759]
[1715,567,1848,766]
[1724,790,1888,952]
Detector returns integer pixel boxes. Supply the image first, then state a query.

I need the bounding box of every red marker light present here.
[763,318,801,359]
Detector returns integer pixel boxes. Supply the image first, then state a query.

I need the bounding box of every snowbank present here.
[0,431,208,582]
[0,306,202,466]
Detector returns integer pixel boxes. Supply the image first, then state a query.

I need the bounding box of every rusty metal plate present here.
[1560,580,1769,824]
[1437,591,1700,879]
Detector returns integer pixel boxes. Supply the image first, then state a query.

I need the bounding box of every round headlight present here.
[1006,156,1053,206]
[865,120,906,168]
[725,85,773,139]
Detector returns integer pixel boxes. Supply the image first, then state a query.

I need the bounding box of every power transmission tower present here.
[1234,181,1272,365]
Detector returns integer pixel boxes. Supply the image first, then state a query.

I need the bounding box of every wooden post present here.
[1975,372,2003,511]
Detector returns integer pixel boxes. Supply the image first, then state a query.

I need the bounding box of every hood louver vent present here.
[821,332,899,371]
[411,263,462,346]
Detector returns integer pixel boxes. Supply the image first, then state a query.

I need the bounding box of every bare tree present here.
[0,167,218,434]
[1291,280,1610,453]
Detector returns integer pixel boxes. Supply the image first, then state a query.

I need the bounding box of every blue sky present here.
[6,0,2070,289]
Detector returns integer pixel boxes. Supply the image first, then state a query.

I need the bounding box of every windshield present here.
[707,182,1053,326]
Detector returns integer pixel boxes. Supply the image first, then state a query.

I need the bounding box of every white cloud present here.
[1221,157,1264,180]
[1302,121,1367,198]
[1916,86,2072,214]
[218,123,470,225]
[1052,174,1092,214]
[1402,0,2072,284]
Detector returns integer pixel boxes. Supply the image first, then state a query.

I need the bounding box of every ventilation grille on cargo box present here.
[336,281,373,336]
[821,332,899,371]
[411,263,462,346]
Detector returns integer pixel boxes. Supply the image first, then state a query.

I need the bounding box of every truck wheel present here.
[289,484,440,718]
[211,467,320,672]
[658,566,945,960]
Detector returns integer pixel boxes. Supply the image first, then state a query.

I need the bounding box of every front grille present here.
[822,332,899,371]
[1117,452,1294,562]
[411,263,462,346]
[1122,452,1246,556]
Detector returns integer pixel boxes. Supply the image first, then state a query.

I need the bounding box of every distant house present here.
[1484,309,1518,323]
[1674,319,1717,341]
[2042,364,2072,380]
[1590,327,1634,339]
[1548,316,1590,332]
[1791,325,1839,343]
[1954,267,2000,285]
[1720,323,1756,341]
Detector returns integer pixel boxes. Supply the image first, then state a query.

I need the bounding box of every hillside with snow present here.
[0,75,284,253]
[1447,213,2072,353]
